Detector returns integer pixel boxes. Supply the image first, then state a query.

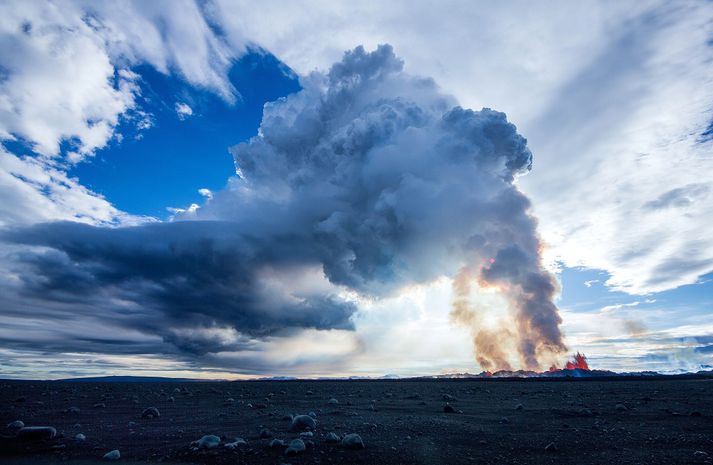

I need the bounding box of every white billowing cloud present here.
[0,0,243,161]
[206,1,713,295]
[519,3,713,293]
[0,1,138,157]
[175,102,194,120]
[4,0,710,296]
[0,147,141,227]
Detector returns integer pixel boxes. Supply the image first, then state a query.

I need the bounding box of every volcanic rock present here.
[291,414,316,431]
[224,438,247,449]
[16,426,57,440]
[285,438,306,456]
[269,438,286,448]
[325,432,340,443]
[196,434,221,449]
[341,433,365,449]
[259,428,273,438]
[7,420,24,430]
[141,407,160,419]
[103,449,121,460]
[75,433,86,443]
[328,398,339,405]
[545,442,557,452]
[443,403,455,413]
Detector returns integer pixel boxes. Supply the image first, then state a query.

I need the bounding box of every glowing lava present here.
[549,352,590,372]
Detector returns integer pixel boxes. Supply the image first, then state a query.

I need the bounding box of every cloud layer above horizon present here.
[0,0,712,378]
[2,44,567,374]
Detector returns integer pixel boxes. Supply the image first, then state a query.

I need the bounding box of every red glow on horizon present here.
[549,352,590,372]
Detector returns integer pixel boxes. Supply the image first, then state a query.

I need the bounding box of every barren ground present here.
[1,377,712,464]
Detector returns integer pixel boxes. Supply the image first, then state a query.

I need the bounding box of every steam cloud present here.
[1,45,565,370]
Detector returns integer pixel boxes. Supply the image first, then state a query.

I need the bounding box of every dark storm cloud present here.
[2,221,355,342]
[1,44,563,370]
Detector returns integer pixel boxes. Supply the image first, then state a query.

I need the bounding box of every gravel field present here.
[1,377,712,464]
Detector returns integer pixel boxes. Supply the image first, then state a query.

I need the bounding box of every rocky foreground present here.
[1,377,712,464]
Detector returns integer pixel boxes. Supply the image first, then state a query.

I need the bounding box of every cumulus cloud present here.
[0,147,142,227]
[208,0,713,295]
[175,102,194,120]
[2,45,564,371]
[0,0,242,161]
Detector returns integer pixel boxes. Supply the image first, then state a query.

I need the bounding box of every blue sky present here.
[70,52,300,218]
[0,1,711,380]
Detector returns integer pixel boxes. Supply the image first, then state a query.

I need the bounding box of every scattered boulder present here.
[224,438,247,449]
[16,426,57,441]
[515,403,524,411]
[291,414,316,432]
[259,428,273,438]
[65,406,81,414]
[443,394,456,402]
[93,402,106,409]
[308,411,317,418]
[299,431,314,438]
[196,434,221,449]
[141,407,160,419]
[75,433,86,443]
[325,432,340,443]
[341,433,365,450]
[615,404,628,412]
[328,398,339,405]
[443,403,455,413]
[269,438,286,448]
[285,438,306,456]
[545,442,557,453]
[690,411,702,417]
[7,420,24,430]
[103,449,121,460]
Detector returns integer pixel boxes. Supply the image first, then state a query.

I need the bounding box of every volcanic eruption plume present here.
[3,44,568,370]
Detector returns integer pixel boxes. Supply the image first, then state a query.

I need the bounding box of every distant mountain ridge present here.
[58,375,207,383]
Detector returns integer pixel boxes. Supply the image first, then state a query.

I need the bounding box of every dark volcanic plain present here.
[2,377,713,465]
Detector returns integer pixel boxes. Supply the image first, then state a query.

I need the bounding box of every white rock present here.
[341,433,365,449]
[285,439,306,456]
[196,434,221,449]
[7,420,24,430]
[290,414,316,431]
[224,438,247,449]
[269,438,286,448]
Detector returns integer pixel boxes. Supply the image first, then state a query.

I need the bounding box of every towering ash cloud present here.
[2,45,565,370]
